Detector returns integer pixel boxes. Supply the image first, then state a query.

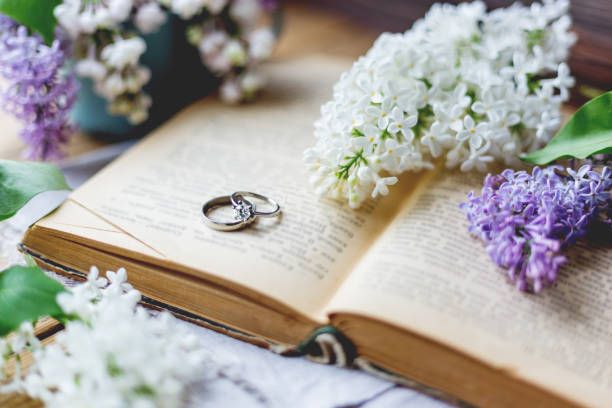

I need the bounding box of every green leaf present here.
[0,265,67,336]
[0,0,61,45]
[522,91,612,165]
[0,160,70,221]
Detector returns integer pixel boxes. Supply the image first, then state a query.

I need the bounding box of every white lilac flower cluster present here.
[55,0,277,124]
[1,267,209,408]
[304,0,576,208]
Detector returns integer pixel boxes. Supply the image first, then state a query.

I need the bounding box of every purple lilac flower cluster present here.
[0,16,77,160]
[461,165,612,293]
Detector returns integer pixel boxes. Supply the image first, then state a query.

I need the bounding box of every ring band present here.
[202,195,257,231]
[230,191,281,218]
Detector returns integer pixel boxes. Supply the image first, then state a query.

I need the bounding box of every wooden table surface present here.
[0,3,575,406]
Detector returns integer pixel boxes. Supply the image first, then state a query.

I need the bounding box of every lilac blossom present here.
[0,16,77,160]
[461,165,612,293]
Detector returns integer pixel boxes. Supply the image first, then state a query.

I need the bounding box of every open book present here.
[22,57,612,408]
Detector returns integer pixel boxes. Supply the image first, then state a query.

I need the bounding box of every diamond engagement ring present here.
[202,192,280,231]
[230,192,281,218]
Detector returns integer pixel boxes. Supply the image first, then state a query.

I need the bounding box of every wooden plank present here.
[0,394,42,408]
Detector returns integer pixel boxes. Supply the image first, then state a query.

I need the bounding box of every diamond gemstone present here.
[233,201,254,222]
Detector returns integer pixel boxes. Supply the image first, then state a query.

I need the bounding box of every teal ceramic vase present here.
[71,15,217,141]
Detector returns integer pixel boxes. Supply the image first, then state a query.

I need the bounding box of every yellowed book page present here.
[326,169,612,408]
[35,200,163,258]
[68,56,410,321]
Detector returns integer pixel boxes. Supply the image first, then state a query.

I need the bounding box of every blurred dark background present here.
[292,0,611,106]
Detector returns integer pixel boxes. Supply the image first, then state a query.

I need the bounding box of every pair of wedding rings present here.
[202,191,281,231]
